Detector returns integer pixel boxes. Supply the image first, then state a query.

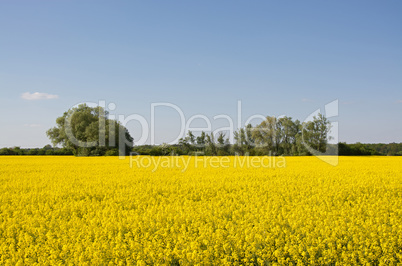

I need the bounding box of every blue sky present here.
[1,0,401,147]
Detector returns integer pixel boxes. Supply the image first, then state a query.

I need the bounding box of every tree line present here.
[133,113,334,156]
[3,142,402,156]
[0,145,73,156]
[2,104,401,156]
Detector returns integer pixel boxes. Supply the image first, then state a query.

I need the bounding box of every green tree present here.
[196,131,206,147]
[205,133,217,155]
[47,104,133,156]
[301,113,331,154]
[216,132,230,155]
[217,132,225,146]
[233,124,255,155]
[187,131,196,145]
[252,116,280,153]
[178,136,191,154]
[233,128,247,155]
[277,117,299,155]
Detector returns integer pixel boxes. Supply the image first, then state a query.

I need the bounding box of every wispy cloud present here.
[24,124,41,128]
[397,100,402,104]
[21,92,59,100]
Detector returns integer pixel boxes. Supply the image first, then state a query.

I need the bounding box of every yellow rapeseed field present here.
[0,156,401,265]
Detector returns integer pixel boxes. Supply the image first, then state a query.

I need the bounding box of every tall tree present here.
[205,133,217,155]
[196,131,206,147]
[233,124,255,155]
[47,104,133,156]
[277,116,299,155]
[187,131,196,145]
[252,116,280,153]
[216,132,230,155]
[301,113,331,153]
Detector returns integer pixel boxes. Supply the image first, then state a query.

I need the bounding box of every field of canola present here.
[0,156,402,265]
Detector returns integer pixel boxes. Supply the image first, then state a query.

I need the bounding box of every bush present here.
[105,149,119,156]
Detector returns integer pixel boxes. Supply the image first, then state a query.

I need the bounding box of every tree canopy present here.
[47,104,133,156]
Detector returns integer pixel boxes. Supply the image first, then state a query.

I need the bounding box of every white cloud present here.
[21,92,59,100]
[397,100,402,104]
[24,124,41,128]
